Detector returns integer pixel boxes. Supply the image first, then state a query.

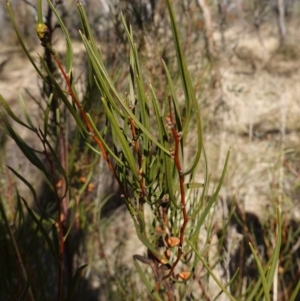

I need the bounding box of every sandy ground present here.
[214,21,300,222]
[1,10,300,299]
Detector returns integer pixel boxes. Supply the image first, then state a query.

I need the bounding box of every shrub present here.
[0,0,298,301]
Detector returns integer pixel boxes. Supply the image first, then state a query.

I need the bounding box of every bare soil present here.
[1,8,300,299]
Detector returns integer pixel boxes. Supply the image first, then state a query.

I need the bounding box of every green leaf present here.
[266,207,282,290]
[19,94,36,130]
[39,56,87,134]
[164,0,192,133]
[46,0,73,75]
[22,198,59,262]
[187,238,238,301]
[36,0,43,24]
[5,166,37,204]
[247,207,282,301]
[190,148,230,229]
[162,60,183,134]
[133,260,164,301]
[0,196,35,301]
[165,0,202,175]
[79,32,170,155]
[174,182,204,191]
[77,2,102,59]
[1,112,49,176]
[0,95,35,131]
[65,264,88,301]
[123,20,150,155]
[18,265,31,301]
[101,97,139,180]
[86,113,124,167]
[43,94,53,138]
[289,279,300,301]
[249,242,270,301]
[6,1,47,81]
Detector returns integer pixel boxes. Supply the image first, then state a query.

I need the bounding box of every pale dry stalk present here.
[196,0,216,60]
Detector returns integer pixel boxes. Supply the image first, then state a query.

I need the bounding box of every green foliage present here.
[0,0,299,301]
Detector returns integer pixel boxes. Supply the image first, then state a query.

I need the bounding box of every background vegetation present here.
[0,0,300,300]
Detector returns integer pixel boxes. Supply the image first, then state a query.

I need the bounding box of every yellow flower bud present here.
[36,23,48,40]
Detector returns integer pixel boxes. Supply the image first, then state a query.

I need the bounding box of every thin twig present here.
[164,99,188,279]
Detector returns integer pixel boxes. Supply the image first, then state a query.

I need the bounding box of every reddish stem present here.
[53,56,128,196]
[129,117,142,167]
[164,101,189,279]
[129,117,146,211]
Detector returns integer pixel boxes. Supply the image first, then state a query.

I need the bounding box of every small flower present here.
[164,249,171,259]
[166,236,180,247]
[177,271,191,280]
